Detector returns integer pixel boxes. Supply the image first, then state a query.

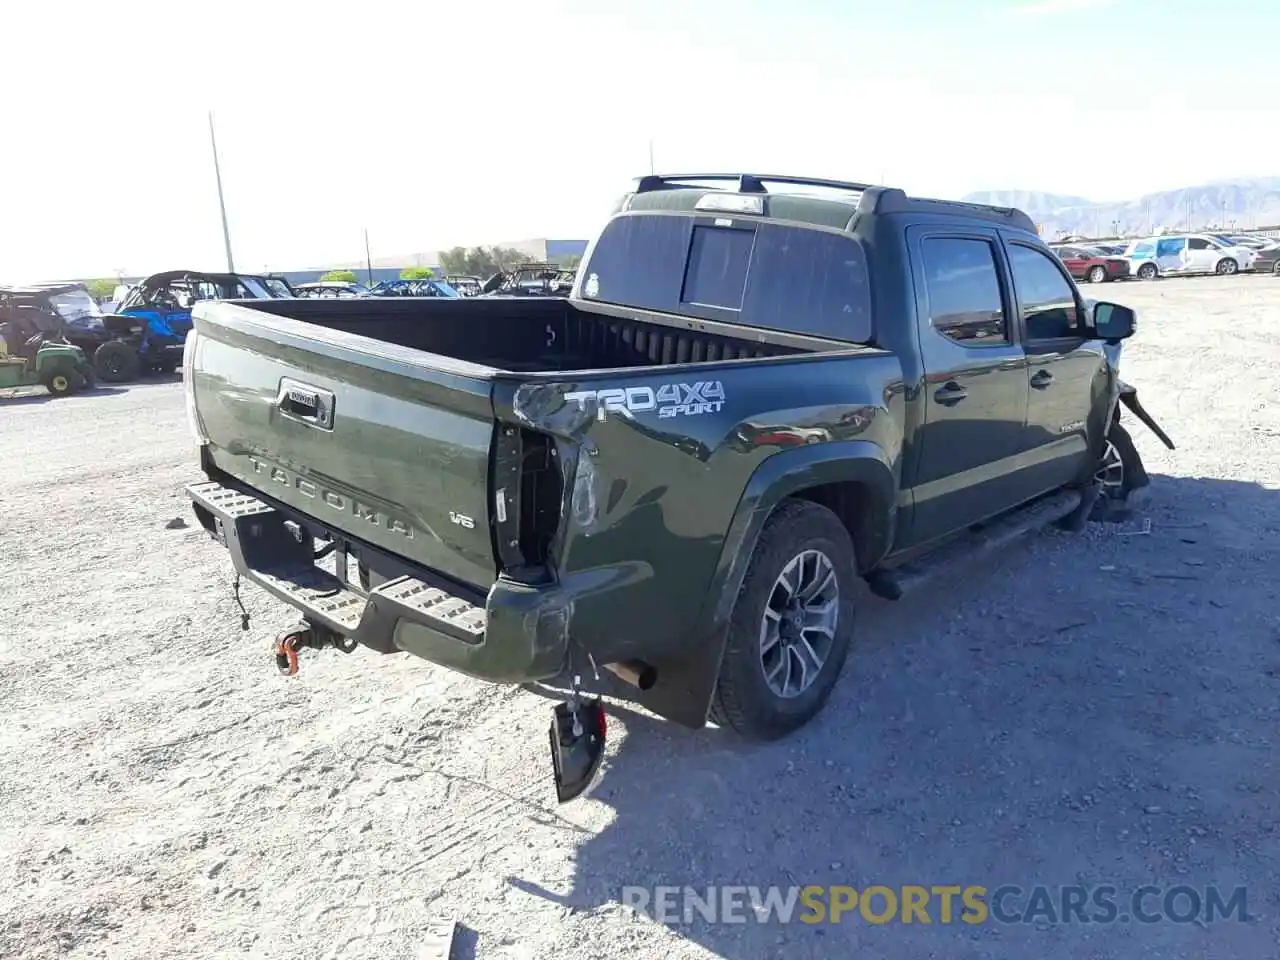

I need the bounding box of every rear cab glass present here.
[579,212,873,342]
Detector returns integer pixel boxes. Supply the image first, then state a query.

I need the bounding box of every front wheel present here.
[1215,257,1238,276]
[1090,421,1149,522]
[1137,262,1158,280]
[94,340,141,382]
[710,499,857,740]
[1087,265,1108,283]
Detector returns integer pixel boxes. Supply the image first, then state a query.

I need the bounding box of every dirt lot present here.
[2,274,1278,960]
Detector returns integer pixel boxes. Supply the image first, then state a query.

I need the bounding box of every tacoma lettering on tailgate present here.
[247,456,415,539]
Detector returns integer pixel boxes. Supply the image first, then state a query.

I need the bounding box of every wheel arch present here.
[697,440,897,640]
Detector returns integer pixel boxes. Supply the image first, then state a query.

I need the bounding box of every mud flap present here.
[549,696,607,803]
[1119,384,1175,450]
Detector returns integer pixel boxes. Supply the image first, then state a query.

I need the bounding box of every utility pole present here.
[208,111,235,273]
[648,138,655,175]
[363,229,374,285]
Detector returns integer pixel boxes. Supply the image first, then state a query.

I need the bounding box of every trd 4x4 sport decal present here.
[562,381,727,421]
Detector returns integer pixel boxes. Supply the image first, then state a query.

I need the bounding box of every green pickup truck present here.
[183,173,1173,801]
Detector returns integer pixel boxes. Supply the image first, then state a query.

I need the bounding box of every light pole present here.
[208,111,235,273]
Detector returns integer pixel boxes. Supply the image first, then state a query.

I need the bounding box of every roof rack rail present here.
[633,173,876,195]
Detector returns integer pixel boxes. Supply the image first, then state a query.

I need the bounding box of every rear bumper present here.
[187,480,570,682]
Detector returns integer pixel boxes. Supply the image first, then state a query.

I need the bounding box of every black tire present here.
[1137,262,1158,280]
[1215,257,1238,276]
[710,499,858,741]
[1090,421,1148,522]
[1273,260,1280,276]
[94,340,141,382]
[1087,265,1108,283]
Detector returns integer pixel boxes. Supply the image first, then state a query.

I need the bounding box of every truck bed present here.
[240,295,807,373]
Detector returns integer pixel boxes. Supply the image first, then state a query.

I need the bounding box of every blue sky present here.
[1,0,1274,278]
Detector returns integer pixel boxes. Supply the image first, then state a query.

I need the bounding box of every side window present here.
[1007,244,1081,341]
[1156,237,1185,257]
[1187,237,1210,251]
[920,237,1009,345]
[742,223,872,341]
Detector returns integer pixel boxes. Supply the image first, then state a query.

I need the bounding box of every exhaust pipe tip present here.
[603,660,657,691]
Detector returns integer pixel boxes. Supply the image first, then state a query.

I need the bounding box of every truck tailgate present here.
[187,302,498,591]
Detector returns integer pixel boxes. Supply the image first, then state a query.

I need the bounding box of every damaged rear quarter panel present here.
[493,350,905,664]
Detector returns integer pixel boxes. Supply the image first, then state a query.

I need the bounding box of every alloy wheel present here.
[759,549,840,698]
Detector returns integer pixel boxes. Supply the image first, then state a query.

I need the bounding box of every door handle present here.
[1030,369,1053,389]
[933,381,968,406]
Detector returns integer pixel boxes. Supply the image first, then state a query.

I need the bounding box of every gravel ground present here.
[2,275,1278,960]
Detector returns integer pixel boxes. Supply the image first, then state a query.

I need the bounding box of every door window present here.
[1007,244,1081,341]
[920,237,1009,345]
[1187,237,1211,251]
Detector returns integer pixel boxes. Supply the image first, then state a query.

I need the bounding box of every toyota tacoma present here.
[182,173,1173,801]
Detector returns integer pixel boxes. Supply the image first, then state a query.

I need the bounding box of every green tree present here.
[85,278,116,300]
[320,269,358,283]
[438,246,530,278]
[400,266,435,280]
[438,247,470,275]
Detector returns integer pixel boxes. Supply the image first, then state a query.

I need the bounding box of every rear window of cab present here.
[579,212,873,342]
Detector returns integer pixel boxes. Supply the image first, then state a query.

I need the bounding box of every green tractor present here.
[0,323,95,397]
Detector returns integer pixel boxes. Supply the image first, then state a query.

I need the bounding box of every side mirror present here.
[1092,301,1136,342]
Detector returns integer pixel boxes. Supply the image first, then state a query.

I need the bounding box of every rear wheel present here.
[1087,265,1108,283]
[710,499,857,740]
[1137,262,1158,280]
[94,340,141,382]
[1272,260,1280,276]
[44,370,74,396]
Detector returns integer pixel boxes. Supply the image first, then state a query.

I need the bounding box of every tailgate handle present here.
[276,378,335,430]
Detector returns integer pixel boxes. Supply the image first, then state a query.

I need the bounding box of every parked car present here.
[1087,243,1128,257]
[1122,233,1258,279]
[1051,244,1132,283]
[182,172,1173,802]
[368,279,461,298]
[446,275,484,297]
[295,281,369,299]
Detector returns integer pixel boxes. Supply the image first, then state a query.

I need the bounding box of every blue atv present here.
[91,270,292,382]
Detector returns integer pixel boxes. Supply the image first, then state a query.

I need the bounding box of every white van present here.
[1123,234,1257,279]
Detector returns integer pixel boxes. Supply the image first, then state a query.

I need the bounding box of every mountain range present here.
[961,178,1280,239]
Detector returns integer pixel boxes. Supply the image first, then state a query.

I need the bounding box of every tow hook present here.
[549,689,607,804]
[273,623,358,676]
[274,629,308,676]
